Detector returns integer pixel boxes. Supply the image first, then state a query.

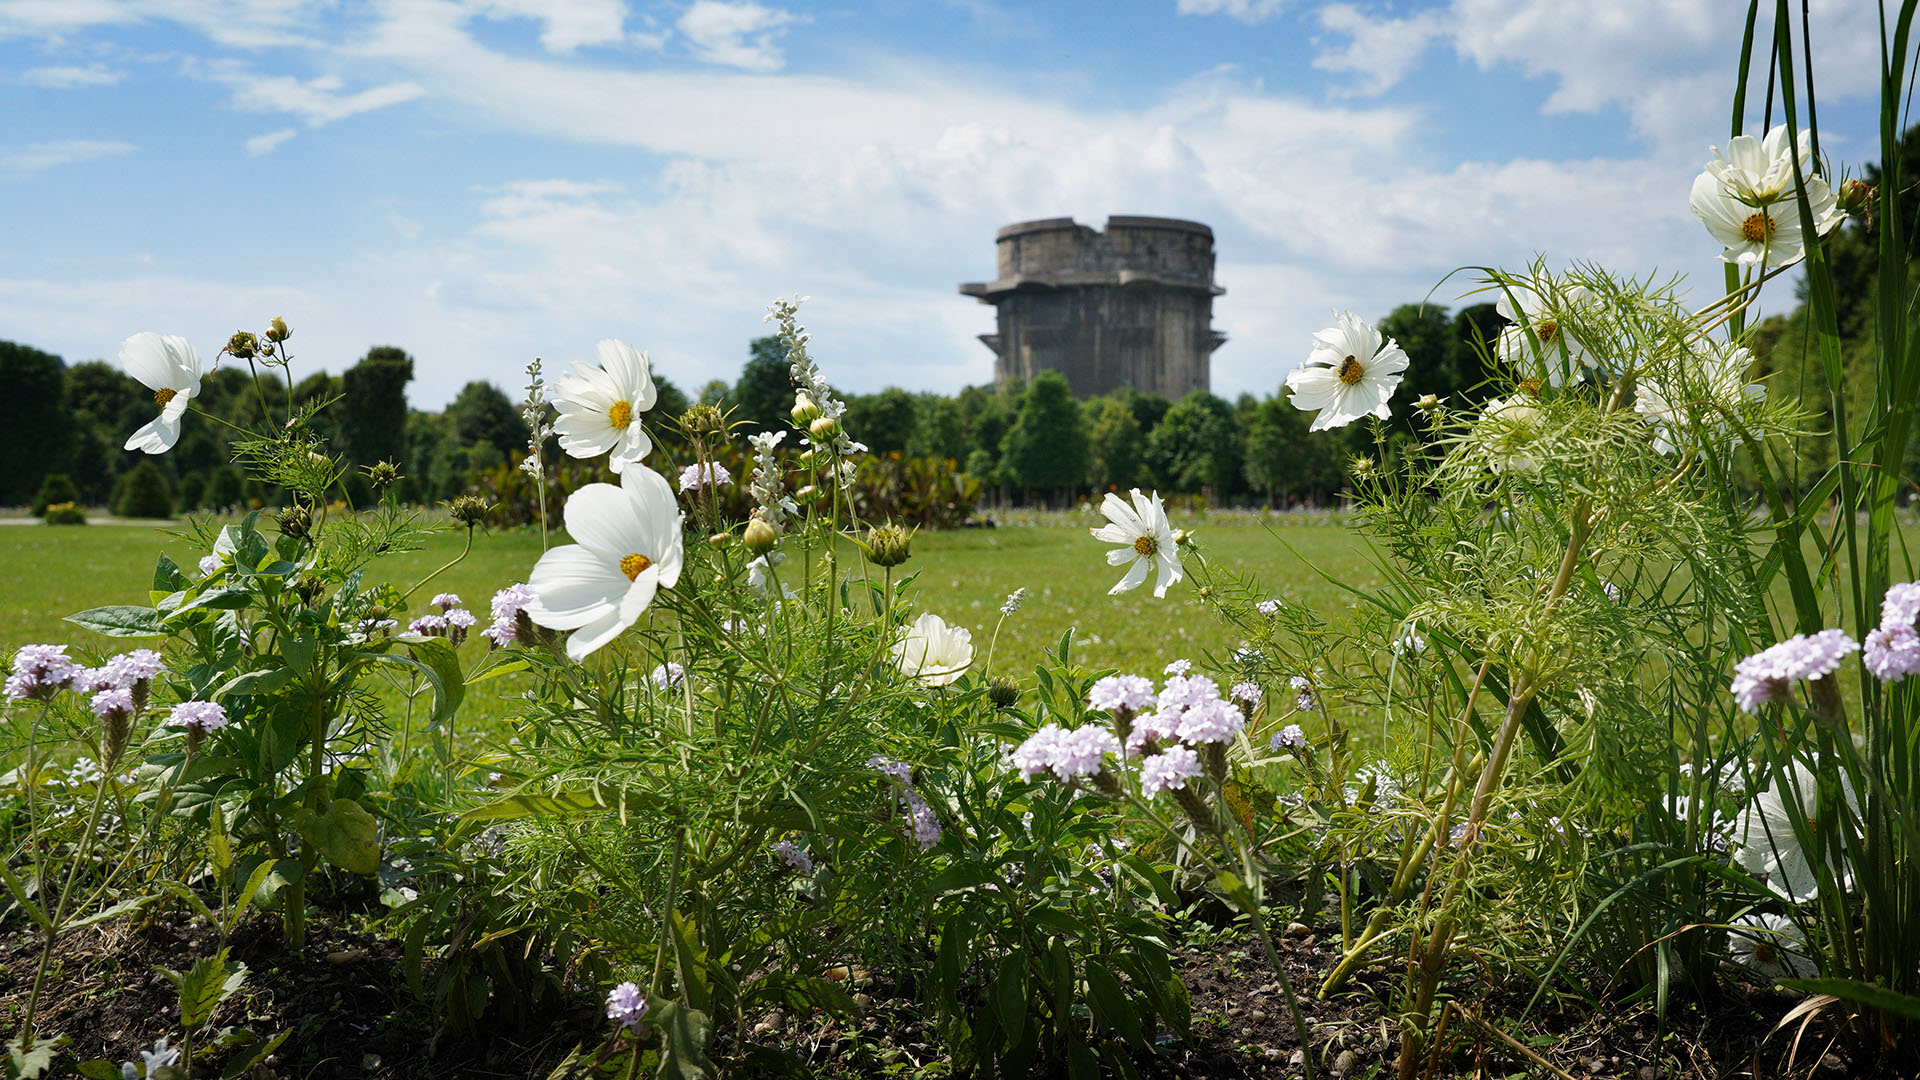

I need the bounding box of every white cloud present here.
[473,0,627,53]
[1311,4,1442,97]
[1315,0,1885,151]
[1175,0,1288,25]
[194,61,425,126]
[18,63,123,87]
[675,0,801,72]
[0,138,135,176]
[244,127,296,154]
[0,0,329,48]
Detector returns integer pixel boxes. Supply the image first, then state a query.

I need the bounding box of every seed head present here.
[226,331,260,360]
[677,403,726,441]
[448,495,492,528]
[365,460,401,489]
[276,504,311,539]
[864,523,913,567]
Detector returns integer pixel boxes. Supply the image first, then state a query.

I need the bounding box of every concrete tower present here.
[958,215,1225,400]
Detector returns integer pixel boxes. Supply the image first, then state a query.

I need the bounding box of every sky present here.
[0,0,1892,412]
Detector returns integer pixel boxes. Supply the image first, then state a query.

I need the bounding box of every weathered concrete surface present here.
[960,216,1225,400]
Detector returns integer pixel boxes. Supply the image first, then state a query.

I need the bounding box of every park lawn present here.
[0,514,1377,737]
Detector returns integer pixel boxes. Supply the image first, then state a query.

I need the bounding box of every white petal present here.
[619,565,661,624]
[1106,546,1136,566]
[562,482,647,560]
[526,545,626,629]
[120,332,181,392]
[557,427,621,459]
[1090,523,1132,544]
[125,411,181,454]
[1152,549,1185,598]
[1108,556,1151,595]
[564,607,631,662]
[1098,491,1141,532]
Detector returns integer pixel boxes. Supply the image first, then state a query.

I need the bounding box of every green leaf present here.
[4,1033,67,1079]
[153,554,188,594]
[65,605,166,638]
[0,862,53,933]
[220,1028,289,1079]
[217,666,292,697]
[651,999,716,1080]
[166,948,248,1031]
[293,798,381,876]
[227,859,279,936]
[992,954,1027,1049]
[73,1063,123,1080]
[1084,958,1147,1048]
[1775,979,1920,1020]
[670,912,712,1014]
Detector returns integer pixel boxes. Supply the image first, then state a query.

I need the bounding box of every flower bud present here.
[266,316,291,343]
[1840,178,1876,219]
[808,416,840,442]
[678,403,726,441]
[743,517,779,554]
[707,532,733,548]
[864,523,912,567]
[276,504,311,539]
[791,392,821,426]
[1351,457,1375,478]
[987,676,1020,710]
[226,331,260,360]
[795,483,822,503]
[1417,393,1439,411]
[1173,528,1194,547]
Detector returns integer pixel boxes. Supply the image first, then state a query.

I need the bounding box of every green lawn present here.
[0,513,1372,683]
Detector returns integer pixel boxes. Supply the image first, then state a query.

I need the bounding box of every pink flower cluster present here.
[1865,582,1920,684]
[1015,665,1248,799]
[1730,628,1860,713]
[1012,723,1122,781]
[480,583,537,648]
[868,756,940,850]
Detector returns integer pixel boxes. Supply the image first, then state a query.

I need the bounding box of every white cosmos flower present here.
[1495,282,1595,386]
[1706,124,1815,204]
[524,465,684,662]
[1476,394,1546,475]
[120,333,203,454]
[1690,171,1842,268]
[1284,310,1409,431]
[892,612,974,687]
[1728,912,1818,980]
[552,339,658,474]
[1732,760,1856,903]
[1636,341,1766,455]
[1090,489,1183,598]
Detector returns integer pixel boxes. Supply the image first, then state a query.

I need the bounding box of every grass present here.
[0,514,1375,731]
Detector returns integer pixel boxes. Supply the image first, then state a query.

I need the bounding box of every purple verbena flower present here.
[1229,681,1263,709]
[490,583,537,620]
[904,789,941,849]
[1011,725,1066,779]
[167,700,229,733]
[1139,746,1203,796]
[431,592,462,611]
[772,839,815,875]
[1883,582,1920,631]
[605,982,648,1030]
[651,661,686,690]
[1175,698,1245,744]
[1052,726,1120,779]
[1156,674,1220,714]
[678,462,732,492]
[1163,658,1192,677]
[5,644,78,701]
[867,755,912,783]
[1730,629,1860,713]
[1088,674,1155,716]
[199,554,223,576]
[1256,599,1281,616]
[91,688,134,721]
[1269,723,1306,750]
[1864,624,1920,684]
[409,614,448,636]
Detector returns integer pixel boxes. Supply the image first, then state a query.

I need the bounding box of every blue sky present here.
[0,0,1890,411]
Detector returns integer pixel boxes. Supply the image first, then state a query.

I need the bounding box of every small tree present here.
[205,465,244,513]
[1000,371,1089,503]
[114,461,175,519]
[177,472,208,513]
[31,473,80,516]
[1087,395,1144,492]
[732,336,796,434]
[847,388,919,454]
[0,340,72,505]
[1146,392,1242,501]
[340,346,414,467]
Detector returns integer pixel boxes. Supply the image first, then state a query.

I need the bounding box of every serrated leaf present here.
[170,948,248,1030]
[64,605,166,638]
[293,798,381,876]
[4,1032,67,1079]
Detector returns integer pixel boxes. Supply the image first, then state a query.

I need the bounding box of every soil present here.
[0,913,1880,1079]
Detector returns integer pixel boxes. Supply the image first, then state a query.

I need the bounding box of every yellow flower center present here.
[1336,355,1365,385]
[608,400,633,429]
[1534,321,1560,347]
[1742,211,1775,243]
[1133,535,1157,557]
[620,552,652,580]
[1753,942,1778,966]
[154,387,178,406]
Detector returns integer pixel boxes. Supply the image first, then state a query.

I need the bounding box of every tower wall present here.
[960,216,1224,400]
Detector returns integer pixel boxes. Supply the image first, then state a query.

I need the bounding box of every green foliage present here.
[730,336,795,434]
[0,341,72,506]
[30,474,79,517]
[1086,395,1143,491]
[446,380,529,455]
[340,347,414,468]
[999,371,1088,494]
[845,387,919,454]
[40,502,86,526]
[113,461,175,519]
[1146,391,1240,499]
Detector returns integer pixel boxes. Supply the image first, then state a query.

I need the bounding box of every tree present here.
[1244,397,1331,504]
[957,383,1019,483]
[1000,371,1089,499]
[32,473,79,516]
[114,460,174,519]
[1450,303,1505,403]
[205,465,245,512]
[909,394,969,460]
[1146,392,1242,500]
[847,388,919,454]
[731,336,794,434]
[445,381,529,455]
[0,341,72,505]
[1377,303,1465,412]
[341,346,414,467]
[1087,395,1143,491]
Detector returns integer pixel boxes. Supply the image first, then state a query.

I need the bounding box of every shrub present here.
[113,461,175,519]
[42,501,86,525]
[31,472,80,516]
[204,465,243,512]
[177,470,207,512]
